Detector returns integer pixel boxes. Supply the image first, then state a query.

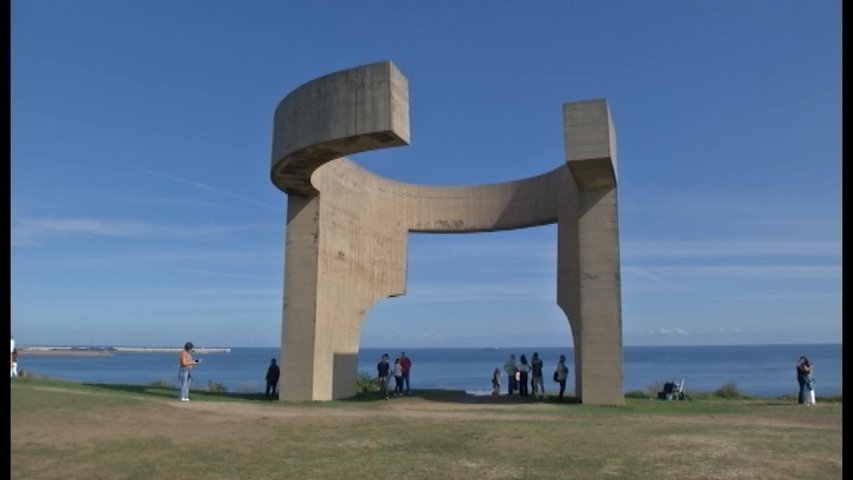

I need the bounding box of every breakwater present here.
[18,346,231,357]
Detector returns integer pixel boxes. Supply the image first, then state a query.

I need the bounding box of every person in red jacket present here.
[400,351,412,395]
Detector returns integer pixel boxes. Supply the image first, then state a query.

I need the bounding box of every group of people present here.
[494,352,570,401]
[796,355,816,405]
[376,352,412,399]
[174,342,820,405]
[181,347,415,401]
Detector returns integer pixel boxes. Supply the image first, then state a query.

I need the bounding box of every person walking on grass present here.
[178,341,201,402]
[556,354,569,402]
[265,358,280,399]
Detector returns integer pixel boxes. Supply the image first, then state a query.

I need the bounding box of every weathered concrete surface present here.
[270,61,623,404]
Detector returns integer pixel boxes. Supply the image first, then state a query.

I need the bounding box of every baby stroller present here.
[658,379,690,401]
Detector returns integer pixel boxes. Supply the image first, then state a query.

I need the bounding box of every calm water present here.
[16,344,842,398]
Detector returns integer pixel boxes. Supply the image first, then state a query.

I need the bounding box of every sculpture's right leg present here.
[280,194,322,401]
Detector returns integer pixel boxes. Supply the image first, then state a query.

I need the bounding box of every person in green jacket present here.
[503,354,517,395]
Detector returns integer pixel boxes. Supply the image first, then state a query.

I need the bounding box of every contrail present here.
[131,165,283,212]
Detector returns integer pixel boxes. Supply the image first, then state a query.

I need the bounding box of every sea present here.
[15,344,842,398]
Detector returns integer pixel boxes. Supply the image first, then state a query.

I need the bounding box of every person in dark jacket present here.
[796,356,812,405]
[265,358,280,399]
[377,353,391,400]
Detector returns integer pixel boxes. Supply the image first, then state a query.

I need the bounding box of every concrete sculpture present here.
[270,61,623,405]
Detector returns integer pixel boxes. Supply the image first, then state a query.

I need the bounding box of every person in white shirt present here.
[393,358,404,396]
[11,349,18,378]
[10,337,16,378]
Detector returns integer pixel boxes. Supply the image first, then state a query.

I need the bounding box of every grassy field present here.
[11,378,842,480]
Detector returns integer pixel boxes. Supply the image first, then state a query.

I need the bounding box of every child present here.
[491,368,501,395]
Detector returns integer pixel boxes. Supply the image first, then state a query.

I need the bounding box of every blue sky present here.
[10,1,841,348]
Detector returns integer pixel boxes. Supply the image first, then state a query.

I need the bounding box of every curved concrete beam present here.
[270,61,410,196]
[314,158,573,232]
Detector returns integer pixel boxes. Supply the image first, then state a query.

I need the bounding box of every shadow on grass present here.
[81,383,278,403]
[78,383,583,406]
[341,389,582,405]
[72,383,836,407]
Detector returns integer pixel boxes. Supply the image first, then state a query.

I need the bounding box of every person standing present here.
[265,358,280,399]
[10,348,19,378]
[518,355,530,397]
[530,352,545,399]
[796,356,812,405]
[377,354,391,400]
[393,358,404,396]
[807,362,817,405]
[491,367,502,396]
[400,351,412,395]
[504,354,517,395]
[556,354,569,402]
[178,342,200,402]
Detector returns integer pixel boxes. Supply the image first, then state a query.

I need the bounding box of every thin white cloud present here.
[11,216,280,247]
[622,240,840,258]
[12,218,157,246]
[657,328,689,336]
[395,281,556,303]
[408,240,557,262]
[131,165,283,212]
[159,266,279,281]
[621,191,840,227]
[108,194,219,209]
[631,265,840,279]
[53,250,282,268]
[708,293,840,301]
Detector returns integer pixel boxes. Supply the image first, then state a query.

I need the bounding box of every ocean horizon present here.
[15,343,842,399]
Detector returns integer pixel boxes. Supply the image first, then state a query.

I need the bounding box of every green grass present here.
[11,378,843,480]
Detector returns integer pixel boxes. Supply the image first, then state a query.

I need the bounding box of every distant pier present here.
[18,346,231,356]
[113,347,231,354]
